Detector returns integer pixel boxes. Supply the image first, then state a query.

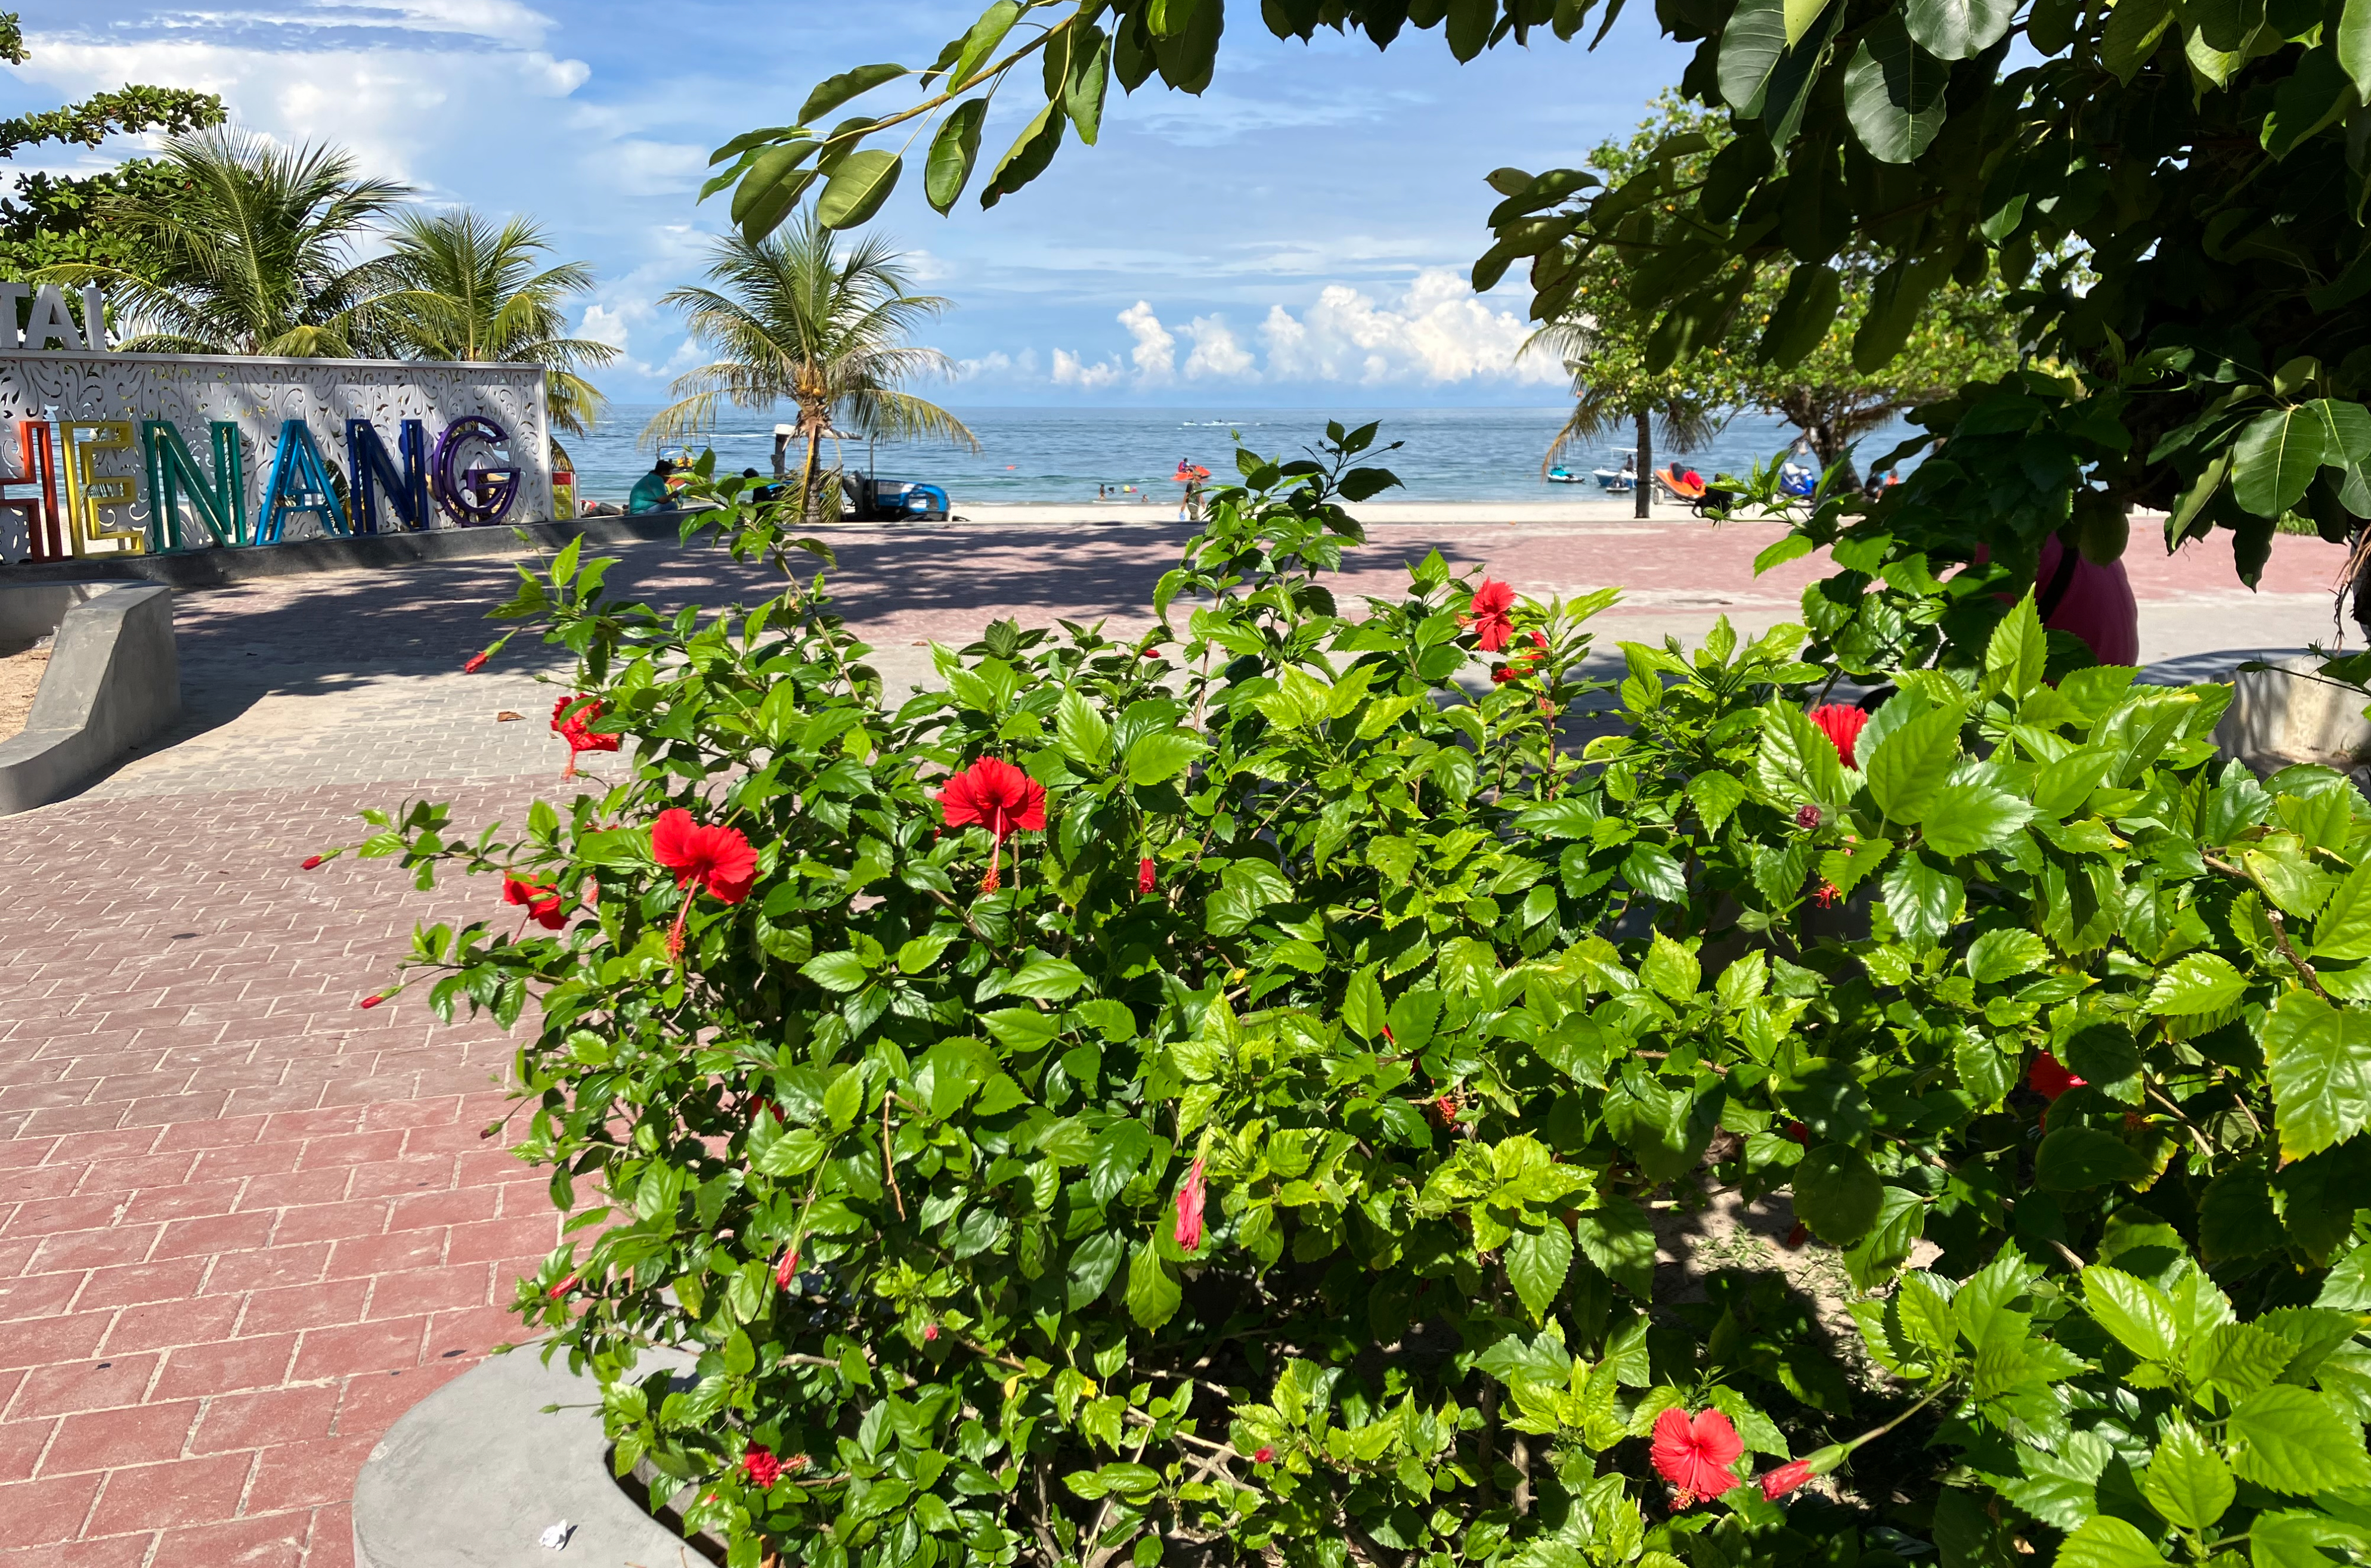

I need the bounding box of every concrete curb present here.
[0,513,711,590]
[351,1349,692,1567]
[0,582,179,814]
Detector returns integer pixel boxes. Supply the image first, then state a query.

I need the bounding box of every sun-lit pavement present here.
[0,516,2351,1564]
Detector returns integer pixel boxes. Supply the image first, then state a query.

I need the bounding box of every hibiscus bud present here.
[301,855,324,870]
[1759,1459,1816,1500]
[1253,1446,1275,1464]
[923,1322,940,1342]
[1174,1159,1207,1253]
[1794,802,1822,831]
[358,994,385,1010]
[462,650,490,673]
[547,1273,577,1298]
[775,1249,800,1290]
[1783,1220,1810,1250]
[786,1454,810,1471]
[1138,857,1157,895]
[1787,1121,1809,1145]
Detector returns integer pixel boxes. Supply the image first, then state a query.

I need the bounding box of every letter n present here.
[343,418,429,534]
[259,420,348,544]
[142,420,246,550]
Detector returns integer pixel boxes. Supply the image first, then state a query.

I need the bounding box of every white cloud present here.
[1181,315,1256,380]
[904,248,955,283]
[578,302,632,351]
[1051,348,1122,391]
[1116,300,1175,385]
[1258,268,1558,385]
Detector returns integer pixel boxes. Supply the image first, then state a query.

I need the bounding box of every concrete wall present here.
[0,581,179,813]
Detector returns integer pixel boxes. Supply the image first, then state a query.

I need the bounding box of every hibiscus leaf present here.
[1506,1220,1575,1321]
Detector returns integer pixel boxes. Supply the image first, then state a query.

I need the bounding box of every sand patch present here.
[0,639,51,740]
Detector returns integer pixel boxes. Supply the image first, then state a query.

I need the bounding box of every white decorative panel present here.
[0,348,552,560]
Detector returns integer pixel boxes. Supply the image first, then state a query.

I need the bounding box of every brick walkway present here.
[0,517,2350,1564]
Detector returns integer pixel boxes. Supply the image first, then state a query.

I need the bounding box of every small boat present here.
[1546,466,1588,485]
[1593,467,1635,493]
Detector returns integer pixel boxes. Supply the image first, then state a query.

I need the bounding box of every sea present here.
[556,404,1921,509]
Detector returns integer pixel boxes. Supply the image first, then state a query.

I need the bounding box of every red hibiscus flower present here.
[2029,1051,2087,1101]
[775,1248,800,1289]
[1138,857,1157,895]
[651,809,757,963]
[923,1323,940,1343]
[1174,1158,1206,1252]
[503,875,568,931]
[939,757,1047,893]
[1466,578,1516,652]
[743,1446,784,1489]
[1787,1121,1810,1145]
[1253,1446,1276,1464]
[1807,704,1869,768]
[1652,1407,1744,1499]
[1758,1459,1816,1500]
[1491,664,1516,684]
[551,695,620,779]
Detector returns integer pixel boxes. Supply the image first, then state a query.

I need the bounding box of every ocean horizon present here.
[558,404,1920,509]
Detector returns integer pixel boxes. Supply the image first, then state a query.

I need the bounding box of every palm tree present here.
[48,126,408,357]
[1527,316,1729,520]
[376,208,618,436]
[648,212,976,515]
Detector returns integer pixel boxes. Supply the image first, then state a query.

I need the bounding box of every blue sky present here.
[10,2,1690,407]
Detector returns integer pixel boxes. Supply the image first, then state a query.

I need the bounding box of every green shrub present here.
[343,427,2371,1568]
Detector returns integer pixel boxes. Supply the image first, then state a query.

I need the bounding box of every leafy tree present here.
[1528,305,1734,517]
[647,210,978,517]
[48,127,410,357]
[719,0,2371,637]
[0,10,222,327]
[377,209,620,436]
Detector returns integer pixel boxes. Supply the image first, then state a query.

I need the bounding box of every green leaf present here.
[2037,1127,2151,1189]
[950,1,1023,86]
[924,99,987,214]
[1066,1229,1127,1309]
[1755,701,1849,806]
[2227,1384,2371,1492]
[1063,23,1111,143]
[822,1067,865,1131]
[1904,0,2018,59]
[799,63,906,125]
[1842,1185,1927,1290]
[1821,835,1894,897]
[1865,702,1961,824]
[1005,957,1089,1000]
[2233,405,2332,518]
[1967,928,2051,984]
[1574,1197,1658,1297]
[815,150,902,230]
[1717,0,1791,113]
[2082,1266,2178,1361]
[2146,952,2249,1016]
[1843,15,1948,165]
[801,950,871,992]
[1126,729,1208,786]
[980,101,1064,209]
[1126,1237,1182,1328]
[2098,0,2174,83]
[1508,1220,1576,1321]
[1920,778,2037,857]
[1055,690,1112,768]
[2252,1510,2371,1568]
[1880,854,1963,947]
[2143,1420,2233,1530]
[1794,1144,1884,1245]
[1985,593,2047,701]
[2310,859,2371,959]
[1783,0,1834,46]
[1640,932,1701,1003]
[2345,0,2371,107]
[1758,262,1841,369]
[2260,987,2371,1162]
[2057,1514,2170,1568]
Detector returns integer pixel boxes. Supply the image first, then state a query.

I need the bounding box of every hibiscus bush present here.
[335,427,2371,1568]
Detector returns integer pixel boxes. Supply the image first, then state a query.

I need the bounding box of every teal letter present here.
[141,419,246,550]
[258,419,348,544]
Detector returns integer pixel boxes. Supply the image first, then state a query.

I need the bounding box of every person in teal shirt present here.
[626,457,676,514]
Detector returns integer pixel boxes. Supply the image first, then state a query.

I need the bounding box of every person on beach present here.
[627,457,676,514]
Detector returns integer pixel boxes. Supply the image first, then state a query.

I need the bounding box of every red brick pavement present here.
[0,781,553,1566]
